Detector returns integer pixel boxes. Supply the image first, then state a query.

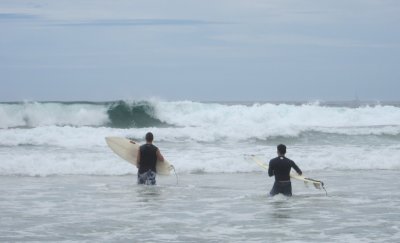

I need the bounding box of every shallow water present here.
[1,171,399,242]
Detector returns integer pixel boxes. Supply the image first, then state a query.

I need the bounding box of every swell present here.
[106,100,168,128]
[0,100,170,129]
[2,100,400,131]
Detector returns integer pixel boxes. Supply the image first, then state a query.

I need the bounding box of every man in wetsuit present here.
[268,144,302,196]
[136,132,164,185]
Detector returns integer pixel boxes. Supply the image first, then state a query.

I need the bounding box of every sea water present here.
[1,100,400,242]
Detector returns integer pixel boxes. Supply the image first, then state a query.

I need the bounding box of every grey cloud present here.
[0,13,38,20]
[54,19,223,27]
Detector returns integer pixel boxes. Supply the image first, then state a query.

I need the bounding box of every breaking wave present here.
[0,100,167,129]
[1,99,400,175]
[1,100,400,139]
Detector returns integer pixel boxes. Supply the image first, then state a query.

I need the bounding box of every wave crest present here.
[0,101,170,129]
[107,101,168,128]
[1,100,400,136]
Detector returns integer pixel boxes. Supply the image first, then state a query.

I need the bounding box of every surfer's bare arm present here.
[156,149,165,162]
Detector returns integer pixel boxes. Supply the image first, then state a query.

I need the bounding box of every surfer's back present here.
[138,143,158,174]
[269,156,302,181]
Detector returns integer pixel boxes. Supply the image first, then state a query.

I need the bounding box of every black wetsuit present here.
[138,143,158,185]
[268,156,302,196]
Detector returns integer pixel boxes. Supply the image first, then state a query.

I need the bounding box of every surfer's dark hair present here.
[145,132,154,142]
[277,144,286,155]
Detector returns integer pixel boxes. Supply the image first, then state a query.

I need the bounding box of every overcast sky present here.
[1,0,399,102]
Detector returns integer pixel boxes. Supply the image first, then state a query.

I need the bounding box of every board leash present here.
[170,165,179,185]
[320,181,328,196]
[322,184,328,196]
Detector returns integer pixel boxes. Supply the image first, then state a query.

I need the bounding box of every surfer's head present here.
[145,132,154,142]
[277,144,286,155]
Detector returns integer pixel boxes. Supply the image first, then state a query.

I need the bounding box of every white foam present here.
[1,126,399,176]
[2,101,400,175]
[152,101,400,140]
[0,102,109,128]
[154,101,400,127]
[0,144,134,176]
[2,101,400,140]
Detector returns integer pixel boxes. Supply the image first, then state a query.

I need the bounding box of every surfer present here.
[268,144,302,196]
[136,132,165,185]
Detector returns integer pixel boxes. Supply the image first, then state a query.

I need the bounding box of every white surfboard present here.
[251,155,326,193]
[105,136,173,175]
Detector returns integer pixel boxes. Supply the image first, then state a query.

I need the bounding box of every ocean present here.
[1,100,400,242]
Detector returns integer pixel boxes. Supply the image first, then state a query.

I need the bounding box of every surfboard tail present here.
[304,177,327,196]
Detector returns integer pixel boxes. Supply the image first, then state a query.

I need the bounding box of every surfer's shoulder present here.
[269,157,280,164]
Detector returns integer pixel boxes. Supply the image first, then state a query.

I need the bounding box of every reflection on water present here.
[269,195,293,220]
[135,185,164,203]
